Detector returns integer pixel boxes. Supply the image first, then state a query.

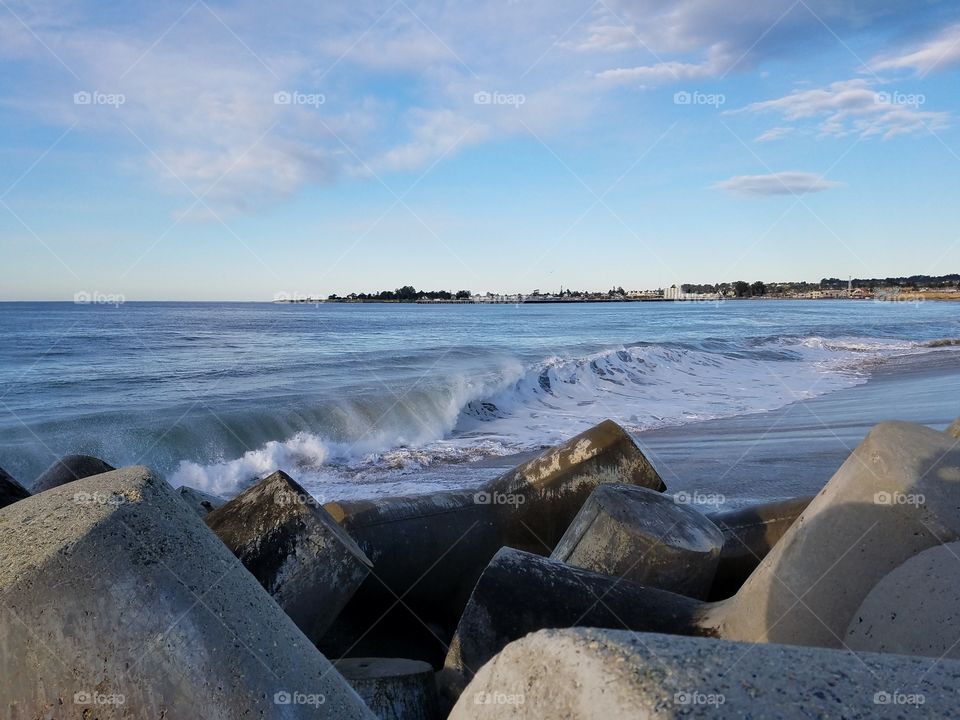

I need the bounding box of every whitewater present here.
[1,300,957,500]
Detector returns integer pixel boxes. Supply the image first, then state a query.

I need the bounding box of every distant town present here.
[275,274,960,304]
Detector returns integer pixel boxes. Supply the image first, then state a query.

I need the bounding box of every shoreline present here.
[466,348,960,509]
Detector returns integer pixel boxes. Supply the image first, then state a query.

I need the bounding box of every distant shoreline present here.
[274,293,960,305]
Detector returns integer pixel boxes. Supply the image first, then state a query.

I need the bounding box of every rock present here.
[0,465,374,718]
[706,494,814,599]
[550,483,723,599]
[449,628,958,719]
[321,420,665,661]
[845,542,960,658]
[443,548,708,684]
[0,465,30,509]
[334,658,438,720]
[204,470,373,645]
[177,484,227,517]
[948,417,960,438]
[31,453,115,492]
[715,421,960,647]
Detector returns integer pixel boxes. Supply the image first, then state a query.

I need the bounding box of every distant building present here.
[664,285,682,300]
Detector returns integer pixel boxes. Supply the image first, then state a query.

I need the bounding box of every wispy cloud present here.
[732,79,949,140]
[714,171,843,196]
[870,23,960,75]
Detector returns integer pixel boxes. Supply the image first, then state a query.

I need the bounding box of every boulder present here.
[177,484,227,517]
[320,420,665,660]
[845,542,960,658]
[334,658,438,720]
[550,483,723,598]
[714,421,960,647]
[449,628,957,719]
[0,465,374,719]
[31,453,115,492]
[443,548,708,684]
[0,466,29,510]
[204,470,372,645]
[705,494,814,599]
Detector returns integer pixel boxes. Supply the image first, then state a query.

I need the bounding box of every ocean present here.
[1,299,958,501]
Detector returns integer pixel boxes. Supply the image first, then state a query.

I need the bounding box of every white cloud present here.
[733,79,949,140]
[754,126,794,143]
[871,23,960,75]
[714,171,843,196]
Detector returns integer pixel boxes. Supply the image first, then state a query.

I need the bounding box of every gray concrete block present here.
[31,453,115,492]
[551,483,723,598]
[334,658,438,720]
[0,465,374,719]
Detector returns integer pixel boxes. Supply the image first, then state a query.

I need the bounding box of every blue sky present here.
[1,0,959,299]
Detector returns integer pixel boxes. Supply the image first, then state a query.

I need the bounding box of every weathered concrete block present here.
[0,465,374,719]
[948,417,960,438]
[444,548,707,683]
[845,542,960,658]
[205,470,372,645]
[550,483,723,598]
[334,658,438,720]
[321,420,665,659]
[449,628,959,719]
[715,421,960,647]
[442,421,960,699]
[706,494,813,600]
[0,466,29,510]
[177,484,226,517]
[31,453,115,492]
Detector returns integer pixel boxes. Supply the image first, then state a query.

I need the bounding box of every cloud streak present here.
[714,171,843,196]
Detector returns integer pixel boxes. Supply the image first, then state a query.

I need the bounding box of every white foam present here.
[170,335,933,499]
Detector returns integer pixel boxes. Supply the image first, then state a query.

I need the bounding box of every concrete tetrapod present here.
[550,483,723,599]
[0,465,374,719]
[333,658,439,720]
[443,548,710,686]
[715,420,960,647]
[320,420,665,661]
[204,470,373,645]
[449,628,958,719]
[443,421,960,696]
[31,453,115,492]
[705,494,814,600]
[177,484,227,517]
[845,542,960,658]
[0,466,29,510]
[948,417,960,438]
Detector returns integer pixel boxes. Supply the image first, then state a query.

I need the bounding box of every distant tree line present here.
[684,274,960,297]
[821,274,960,290]
[327,286,472,301]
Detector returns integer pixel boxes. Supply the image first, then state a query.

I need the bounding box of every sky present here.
[1,0,959,300]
